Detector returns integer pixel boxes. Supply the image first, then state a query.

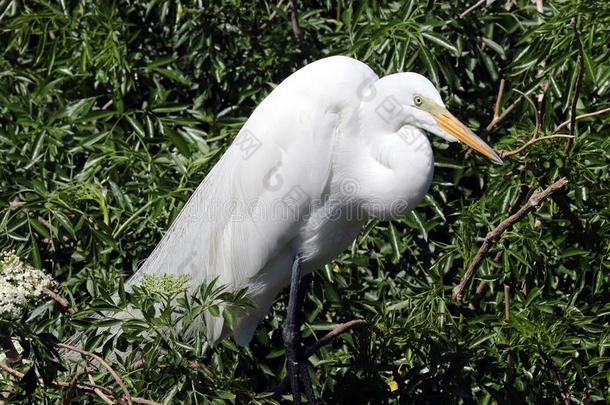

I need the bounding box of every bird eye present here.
[413,95,423,106]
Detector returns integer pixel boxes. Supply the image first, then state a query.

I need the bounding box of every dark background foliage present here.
[1,0,609,403]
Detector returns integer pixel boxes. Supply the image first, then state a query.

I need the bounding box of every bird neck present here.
[336,126,434,221]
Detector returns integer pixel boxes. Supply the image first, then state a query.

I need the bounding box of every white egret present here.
[126,55,501,403]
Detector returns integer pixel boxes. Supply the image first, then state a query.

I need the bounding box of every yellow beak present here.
[434,110,503,164]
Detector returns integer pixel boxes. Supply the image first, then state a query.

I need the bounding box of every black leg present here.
[283,254,316,404]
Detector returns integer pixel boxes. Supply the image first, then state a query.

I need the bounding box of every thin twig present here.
[513,89,541,136]
[504,285,515,385]
[485,94,525,133]
[566,19,585,154]
[493,79,506,120]
[452,178,569,301]
[44,288,76,315]
[57,343,132,405]
[101,99,114,110]
[504,285,511,321]
[459,0,486,18]
[555,106,610,131]
[260,0,286,29]
[271,319,367,395]
[498,135,574,159]
[289,0,303,43]
[88,369,114,405]
[468,250,503,311]
[0,362,23,379]
[304,319,367,358]
[468,185,528,311]
[0,361,160,405]
[63,369,86,405]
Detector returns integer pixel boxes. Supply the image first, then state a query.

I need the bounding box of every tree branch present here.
[0,362,23,379]
[498,135,573,159]
[504,285,515,386]
[459,0,486,18]
[452,178,569,301]
[485,93,524,133]
[304,319,367,358]
[62,369,86,405]
[565,19,585,154]
[289,0,303,43]
[44,288,76,315]
[555,106,610,132]
[57,343,132,405]
[260,0,286,30]
[468,250,504,311]
[271,319,367,395]
[493,79,505,120]
[87,368,114,405]
[0,361,160,405]
[513,89,541,136]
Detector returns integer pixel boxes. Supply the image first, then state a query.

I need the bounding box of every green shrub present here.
[1,0,609,403]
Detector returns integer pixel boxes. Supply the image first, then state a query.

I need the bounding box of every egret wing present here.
[127,56,378,344]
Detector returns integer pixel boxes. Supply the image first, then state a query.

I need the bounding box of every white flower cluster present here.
[0,251,55,319]
[141,273,191,296]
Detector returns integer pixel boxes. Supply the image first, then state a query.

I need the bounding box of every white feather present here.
[127,56,382,345]
[126,56,494,346]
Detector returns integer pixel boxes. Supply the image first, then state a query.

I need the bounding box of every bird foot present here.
[281,254,316,404]
[270,319,367,400]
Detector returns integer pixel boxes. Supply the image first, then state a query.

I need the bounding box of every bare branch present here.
[459,0,486,18]
[0,362,23,379]
[565,19,585,154]
[289,0,303,43]
[101,99,114,110]
[504,285,511,321]
[452,178,569,301]
[260,0,286,30]
[513,89,541,136]
[493,79,506,120]
[468,185,528,311]
[498,135,574,159]
[44,288,76,315]
[272,319,367,395]
[57,343,132,405]
[485,94,525,133]
[304,319,367,358]
[0,360,160,405]
[88,371,114,405]
[62,369,86,405]
[555,106,610,131]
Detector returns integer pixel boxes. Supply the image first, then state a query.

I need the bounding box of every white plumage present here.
[126,56,501,346]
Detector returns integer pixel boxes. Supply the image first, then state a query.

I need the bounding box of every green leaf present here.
[482,37,506,59]
[125,115,146,137]
[422,32,459,56]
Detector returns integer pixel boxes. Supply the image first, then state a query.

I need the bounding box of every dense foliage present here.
[1,0,610,403]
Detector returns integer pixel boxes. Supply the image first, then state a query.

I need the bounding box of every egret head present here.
[374,72,502,164]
